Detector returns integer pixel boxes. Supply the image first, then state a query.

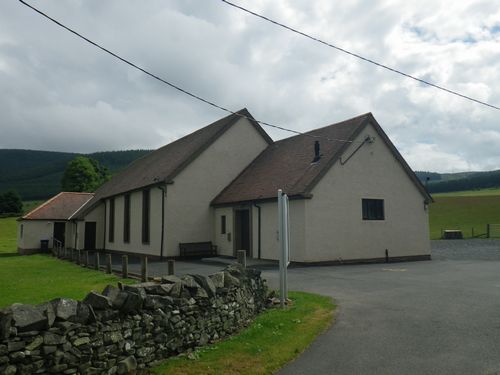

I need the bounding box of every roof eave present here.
[302,114,372,195]
[211,193,312,207]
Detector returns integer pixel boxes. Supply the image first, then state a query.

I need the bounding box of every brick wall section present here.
[0,264,267,375]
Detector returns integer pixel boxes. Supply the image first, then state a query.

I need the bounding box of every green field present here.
[0,217,134,307]
[429,193,500,239]
[0,216,17,254]
[432,188,500,197]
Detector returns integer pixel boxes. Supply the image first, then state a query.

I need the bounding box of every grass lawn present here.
[429,195,500,239]
[0,254,134,307]
[0,217,134,307]
[151,292,335,375]
[0,216,18,255]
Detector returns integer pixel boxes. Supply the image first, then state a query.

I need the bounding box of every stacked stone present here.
[0,264,267,375]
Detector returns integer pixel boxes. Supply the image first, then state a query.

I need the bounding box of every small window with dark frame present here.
[142,189,150,244]
[221,215,226,234]
[123,194,131,243]
[362,199,385,220]
[109,198,115,242]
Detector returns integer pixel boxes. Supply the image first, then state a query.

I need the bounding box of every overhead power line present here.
[17,0,364,144]
[221,0,500,112]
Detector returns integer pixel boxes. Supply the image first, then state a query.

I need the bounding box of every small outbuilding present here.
[17,192,94,254]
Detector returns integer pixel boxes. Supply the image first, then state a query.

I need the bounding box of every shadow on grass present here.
[0,253,20,258]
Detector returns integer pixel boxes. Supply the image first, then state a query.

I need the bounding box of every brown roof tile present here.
[76,109,272,217]
[22,192,94,220]
[212,113,431,205]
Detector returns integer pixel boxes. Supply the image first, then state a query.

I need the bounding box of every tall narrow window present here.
[362,199,385,220]
[221,215,226,234]
[123,194,130,243]
[109,198,115,242]
[142,189,150,244]
[20,224,23,239]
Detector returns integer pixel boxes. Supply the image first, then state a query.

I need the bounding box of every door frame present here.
[53,221,66,247]
[232,207,253,258]
[84,221,97,250]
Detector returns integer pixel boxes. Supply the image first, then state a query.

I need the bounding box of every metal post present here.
[106,254,112,274]
[95,252,100,271]
[141,256,148,282]
[76,250,81,265]
[237,250,246,268]
[278,189,285,308]
[122,255,128,279]
[167,260,175,276]
[283,193,289,301]
[85,251,89,267]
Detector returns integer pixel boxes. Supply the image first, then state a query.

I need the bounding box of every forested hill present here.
[415,170,500,193]
[0,149,151,200]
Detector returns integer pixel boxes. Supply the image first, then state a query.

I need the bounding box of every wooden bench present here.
[443,230,463,239]
[179,242,217,258]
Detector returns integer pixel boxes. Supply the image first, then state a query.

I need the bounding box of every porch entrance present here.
[53,222,66,247]
[234,209,251,257]
[84,222,97,250]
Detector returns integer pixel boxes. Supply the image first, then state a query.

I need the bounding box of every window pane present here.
[109,198,115,242]
[362,199,384,220]
[142,190,150,243]
[221,215,226,234]
[124,194,130,243]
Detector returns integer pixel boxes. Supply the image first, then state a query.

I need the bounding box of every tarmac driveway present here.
[100,240,500,374]
[270,240,500,375]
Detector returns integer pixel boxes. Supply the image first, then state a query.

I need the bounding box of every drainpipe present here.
[158,185,166,260]
[253,202,262,259]
[103,200,107,251]
[74,221,78,249]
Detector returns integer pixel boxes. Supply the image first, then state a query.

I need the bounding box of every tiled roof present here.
[22,192,94,220]
[75,108,272,218]
[212,113,431,205]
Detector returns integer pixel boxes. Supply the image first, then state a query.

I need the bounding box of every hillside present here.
[0,149,151,200]
[415,170,500,194]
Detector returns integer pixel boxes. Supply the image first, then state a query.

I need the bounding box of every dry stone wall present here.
[0,264,267,375]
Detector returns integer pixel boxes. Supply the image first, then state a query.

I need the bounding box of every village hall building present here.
[18,109,432,263]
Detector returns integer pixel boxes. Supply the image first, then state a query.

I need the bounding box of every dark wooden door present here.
[84,222,97,250]
[53,222,66,247]
[234,209,251,257]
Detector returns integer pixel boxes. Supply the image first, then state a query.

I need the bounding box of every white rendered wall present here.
[303,122,430,262]
[165,118,269,257]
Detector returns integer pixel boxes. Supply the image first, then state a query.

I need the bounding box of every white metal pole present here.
[278,189,285,308]
[283,193,289,301]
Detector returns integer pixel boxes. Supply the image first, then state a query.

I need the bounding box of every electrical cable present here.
[18,0,364,144]
[221,0,500,112]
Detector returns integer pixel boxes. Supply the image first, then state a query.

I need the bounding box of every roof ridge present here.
[273,112,372,145]
[296,115,372,195]
[22,192,64,219]
[67,194,96,220]
[59,191,94,195]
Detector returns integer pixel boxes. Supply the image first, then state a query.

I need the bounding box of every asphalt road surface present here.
[270,240,500,375]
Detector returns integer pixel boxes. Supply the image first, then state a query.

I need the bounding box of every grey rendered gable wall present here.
[303,122,431,262]
[164,117,272,256]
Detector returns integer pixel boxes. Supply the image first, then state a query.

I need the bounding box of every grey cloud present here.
[0,0,499,172]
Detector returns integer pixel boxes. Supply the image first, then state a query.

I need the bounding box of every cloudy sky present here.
[1,0,499,172]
